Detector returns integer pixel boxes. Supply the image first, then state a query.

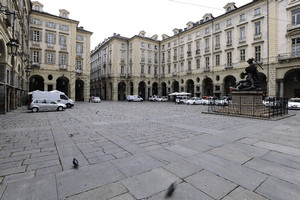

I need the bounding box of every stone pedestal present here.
[231,90,263,105]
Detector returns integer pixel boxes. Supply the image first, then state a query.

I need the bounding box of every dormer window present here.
[34,5,40,11]
[62,12,67,18]
[227,7,231,12]
[206,17,209,21]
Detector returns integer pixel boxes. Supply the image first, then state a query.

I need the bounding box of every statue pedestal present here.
[231,90,263,105]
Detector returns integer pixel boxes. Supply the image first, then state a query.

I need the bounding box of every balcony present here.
[154,74,158,78]
[120,73,126,78]
[60,65,67,70]
[161,74,165,78]
[254,33,262,40]
[47,43,54,48]
[148,59,152,64]
[140,73,146,77]
[173,56,177,61]
[33,41,40,46]
[141,58,145,63]
[128,73,132,78]
[225,64,233,69]
[32,62,40,68]
[287,23,300,32]
[203,68,210,72]
[205,47,210,52]
[172,72,177,76]
[186,69,192,74]
[226,41,232,47]
[76,69,82,74]
[215,44,220,50]
[278,51,300,61]
[195,49,200,55]
[239,37,246,44]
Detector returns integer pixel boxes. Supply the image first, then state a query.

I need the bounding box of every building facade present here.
[91,0,300,101]
[0,0,31,114]
[29,1,92,102]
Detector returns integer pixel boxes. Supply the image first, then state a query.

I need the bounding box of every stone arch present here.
[186,79,194,97]
[118,81,126,101]
[29,75,44,92]
[138,81,146,99]
[129,81,134,95]
[223,75,236,96]
[152,82,158,95]
[161,82,167,96]
[75,79,84,101]
[172,80,179,92]
[56,76,70,96]
[0,39,6,63]
[202,77,213,96]
[283,69,300,98]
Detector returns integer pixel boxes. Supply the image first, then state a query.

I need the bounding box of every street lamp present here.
[6,39,19,56]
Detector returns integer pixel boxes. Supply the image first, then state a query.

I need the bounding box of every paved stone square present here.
[0,101,300,200]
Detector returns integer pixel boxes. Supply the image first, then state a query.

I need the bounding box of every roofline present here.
[30,10,79,24]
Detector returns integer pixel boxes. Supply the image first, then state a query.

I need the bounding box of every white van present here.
[29,90,74,108]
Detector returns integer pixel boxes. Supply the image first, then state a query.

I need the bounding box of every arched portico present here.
[56,76,69,96]
[118,81,126,101]
[186,79,194,97]
[138,81,146,99]
[29,75,44,92]
[283,69,300,98]
[203,77,213,96]
[75,79,84,101]
[161,82,167,96]
[152,82,158,95]
[224,75,236,96]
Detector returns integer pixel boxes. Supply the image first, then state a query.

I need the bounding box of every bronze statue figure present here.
[232,58,262,91]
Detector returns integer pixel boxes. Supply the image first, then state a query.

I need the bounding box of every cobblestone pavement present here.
[0,101,300,200]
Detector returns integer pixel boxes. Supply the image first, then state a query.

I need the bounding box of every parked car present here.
[186,97,202,105]
[288,98,300,109]
[127,95,143,102]
[201,96,217,105]
[157,96,168,102]
[149,95,160,101]
[263,97,279,108]
[215,96,231,106]
[175,96,189,104]
[91,96,101,103]
[28,99,66,112]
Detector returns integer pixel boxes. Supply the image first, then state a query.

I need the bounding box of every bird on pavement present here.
[73,158,79,168]
[69,133,73,137]
[165,182,176,198]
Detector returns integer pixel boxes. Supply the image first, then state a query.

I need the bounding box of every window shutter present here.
[53,53,56,65]
[45,52,47,63]
[59,36,61,45]
[39,51,41,63]
[39,31,42,42]
[54,34,56,44]
[66,55,68,66]
[30,30,33,41]
[45,33,48,43]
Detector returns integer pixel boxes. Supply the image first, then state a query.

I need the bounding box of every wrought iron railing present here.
[207,97,288,118]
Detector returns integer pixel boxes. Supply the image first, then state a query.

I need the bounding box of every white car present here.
[186,97,202,105]
[127,95,143,102]
[215,96,231,106]
[175,96,189,104]
[156,96,168,102]
[92,96,101,103]
[288,98,300,109]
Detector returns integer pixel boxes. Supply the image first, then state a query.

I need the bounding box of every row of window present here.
[31,51,83,70]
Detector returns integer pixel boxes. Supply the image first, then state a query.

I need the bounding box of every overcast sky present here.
[36,0,251,49]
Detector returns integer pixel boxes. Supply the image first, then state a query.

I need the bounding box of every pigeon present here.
[96,111,99,114]
[73,158,79,168]
[165,182,176,198]
[69,133,73,137]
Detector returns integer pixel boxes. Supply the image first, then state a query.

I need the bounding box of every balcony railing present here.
[186,69,192,74]
[172,72,177,76]
[254,33,262,40]
[287,23,300,31]
[60,65,67,70]
[76,69,82,74]
[278,51,300,61]
[195,49,200,55]
[140,73,146,77]
[119,73,126,78]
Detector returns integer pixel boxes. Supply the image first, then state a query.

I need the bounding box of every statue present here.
[232,58,262,91]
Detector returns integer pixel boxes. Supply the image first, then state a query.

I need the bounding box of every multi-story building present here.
[0,0,31,114]
[29,1,92,101]
[91,0,300,101]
